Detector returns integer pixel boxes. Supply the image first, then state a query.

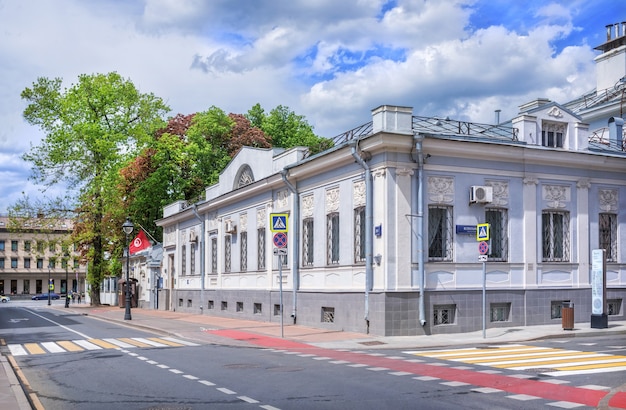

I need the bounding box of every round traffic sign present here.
[478,241,489,255]
[273,232,288,248]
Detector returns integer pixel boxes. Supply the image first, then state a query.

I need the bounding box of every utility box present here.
[562,301,574,330]
[117,278,138,308]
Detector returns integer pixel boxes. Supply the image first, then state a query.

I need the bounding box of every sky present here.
[0,0,622,213]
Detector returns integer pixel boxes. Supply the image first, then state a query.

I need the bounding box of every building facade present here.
[153,24,626,336]
[0,216,85,297]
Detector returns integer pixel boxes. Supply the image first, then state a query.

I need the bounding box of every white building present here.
[155,24,626,336]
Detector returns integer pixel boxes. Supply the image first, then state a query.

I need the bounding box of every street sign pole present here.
[482,260,486,339]
[477,223,490,339]
[279,255,283,338]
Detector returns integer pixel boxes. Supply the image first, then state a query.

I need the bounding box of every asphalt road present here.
[1,302,625,409]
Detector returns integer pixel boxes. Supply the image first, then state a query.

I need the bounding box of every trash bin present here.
[562,301,574,330]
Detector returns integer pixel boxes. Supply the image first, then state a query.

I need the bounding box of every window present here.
[428,206,453,261]
[37,258,44,269]
[190,243,196,275]
[240,231,247,272]
[24,241,31,252]
[541,122,565,148]
[257,228,265,270]
[608,299,622,316]
[0,258,5,268]
[485,208,508,261]
[211,237,217,273]
[48,258,56,269]
[433,304,456,325]
[224,236,231,273]
[49,242,56,252]
[11,258,18,268]
[24,258,30,269]
[354,206,366,263]
[37,241,44,253]
[302,218,314,266]
[542,211,570,262]
[490,303,511,322]
[62,258,68,269]
[599,213,618,262]
[11,241,18,252]
[0,240,4,251]
[73,259,79,269]
[327,212,340,264]
[321,307,335,323]
[181,245,186,276]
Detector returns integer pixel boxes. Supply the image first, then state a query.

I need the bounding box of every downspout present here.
[192,204,205,314]
[350,140,373,333]
[413,133,426,326]
[280,169,299,324]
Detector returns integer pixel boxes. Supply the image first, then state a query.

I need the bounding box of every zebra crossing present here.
[8,336,199,356]
[404,343,626,376]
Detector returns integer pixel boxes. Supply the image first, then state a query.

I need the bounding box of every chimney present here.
[608,117,624,150]
[607,24,613,41]
[622,21,626,37]
[615,23,620,39]
[495,109,501,125]
[371,105,413,135]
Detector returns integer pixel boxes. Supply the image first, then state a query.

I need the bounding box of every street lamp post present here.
[64,252,70,308]
[48,268,51,306]
[122,217,134,320]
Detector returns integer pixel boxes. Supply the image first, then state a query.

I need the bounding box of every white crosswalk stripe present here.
[404,344,626,376]
[7,337,199,356]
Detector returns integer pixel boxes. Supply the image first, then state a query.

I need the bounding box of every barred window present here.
[302,218,314,266]
[224,236,231,273]
[181,245,186,276]
[354,206,365,263]
[433,304,456,325]
[240,231,247,272]
[490,303,511,322]
[211,237,217,273]
[542,211,570,262]
[485,208,508,261]
[327,212,340,264]
[599,213,618,262]
[428,206,453,261]
[190,243,196,275]
[257,228,265,270]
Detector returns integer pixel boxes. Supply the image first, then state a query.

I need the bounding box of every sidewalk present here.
[3,305,626,409]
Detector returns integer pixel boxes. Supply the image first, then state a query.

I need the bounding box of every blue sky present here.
[0,0,622,212]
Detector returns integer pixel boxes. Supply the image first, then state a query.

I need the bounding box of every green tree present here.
[20,72,169,305]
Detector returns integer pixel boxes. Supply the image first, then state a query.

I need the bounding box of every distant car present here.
[31,293,60,300]
[0,295,9,303]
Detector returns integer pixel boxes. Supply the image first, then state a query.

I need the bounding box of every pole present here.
[64,254,70,308]
[48,268,51,306]
[482,261,486,339]
[279,255,284,338]
[124,236,132,320]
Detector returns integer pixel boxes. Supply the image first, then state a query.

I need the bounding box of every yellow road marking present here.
[147,337,184,347]
[117,338,152,347]
[24,343,46,355]
[56,341,84,352]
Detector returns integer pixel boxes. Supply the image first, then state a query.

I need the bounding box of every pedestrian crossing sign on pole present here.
[270,213,288,233]
[477,223,490,241]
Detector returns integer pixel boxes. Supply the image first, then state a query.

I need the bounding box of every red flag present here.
[129,229,151,255]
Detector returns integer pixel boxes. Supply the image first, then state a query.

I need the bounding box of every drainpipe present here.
[192,204,205,314]
[350,139,373,333]
[280,169,299,324]
[413,133,427,326]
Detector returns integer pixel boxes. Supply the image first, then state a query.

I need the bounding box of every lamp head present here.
[122,217,134,235]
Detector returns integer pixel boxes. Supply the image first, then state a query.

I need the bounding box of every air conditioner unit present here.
[470,186,493,204]
[189,230,197,242]
[225,220,237,234]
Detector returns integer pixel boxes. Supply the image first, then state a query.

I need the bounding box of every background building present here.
[0,215,85,298]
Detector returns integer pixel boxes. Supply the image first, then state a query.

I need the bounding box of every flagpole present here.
[135,223,160,245]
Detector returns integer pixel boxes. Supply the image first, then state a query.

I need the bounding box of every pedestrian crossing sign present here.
[477,223,489,241]
[270,213,288,233]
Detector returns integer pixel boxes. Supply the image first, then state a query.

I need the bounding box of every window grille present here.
[599,213,618,262]
[321,306,335,323]
[254,303,262,314]
[302,218,314,266]
[327,213,340,264]
[257,228,265,270]
[608,299,622,316]
[221,301,228,310]
[542,211,570,262]
[433,304,455,325]
[240,231,247,272]
[236,301,243,312]
[211,237,217,273]
[428,206,453,261]
[354,207,366,263]
[485,208,508,261]
[224,236,231,273]
[490,303,511,322]
[190,243,196,275]
[208,300,214,309]
[181,245,186,276]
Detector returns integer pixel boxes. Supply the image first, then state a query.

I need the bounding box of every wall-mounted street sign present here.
[273,232,288,248]
[478,255,488,262]
[270,213,288,233]
[456,225,477,235]
[273,248,288,256]
[478,241,489,255]
[476,223,490,241]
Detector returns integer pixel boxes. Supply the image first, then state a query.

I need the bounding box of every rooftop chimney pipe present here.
[607,24,613,41]
[495,109,501,125]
